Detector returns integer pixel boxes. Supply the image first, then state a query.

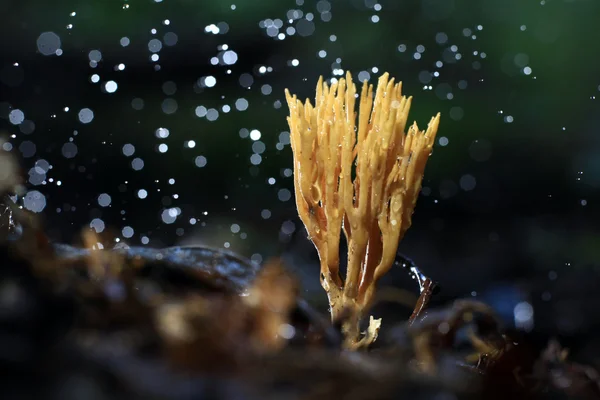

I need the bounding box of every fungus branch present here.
[285,72,440,348]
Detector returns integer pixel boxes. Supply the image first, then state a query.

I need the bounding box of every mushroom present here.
[285,72,440,349]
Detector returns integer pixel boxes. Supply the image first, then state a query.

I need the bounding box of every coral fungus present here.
[285,72,440,348]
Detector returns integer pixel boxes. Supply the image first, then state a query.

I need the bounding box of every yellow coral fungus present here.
[285,72,440,348]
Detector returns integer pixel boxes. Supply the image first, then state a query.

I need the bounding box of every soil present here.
[1,199,599,400]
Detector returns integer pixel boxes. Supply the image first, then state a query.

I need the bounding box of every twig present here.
[408,279,436,325]
[394,254,438,325]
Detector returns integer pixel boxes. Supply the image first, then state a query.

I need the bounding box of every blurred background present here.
[1,0,600,362]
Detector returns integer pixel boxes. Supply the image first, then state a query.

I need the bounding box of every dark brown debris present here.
[1,146,599,400]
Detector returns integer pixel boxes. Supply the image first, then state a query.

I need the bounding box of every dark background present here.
[1,0,600,362]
